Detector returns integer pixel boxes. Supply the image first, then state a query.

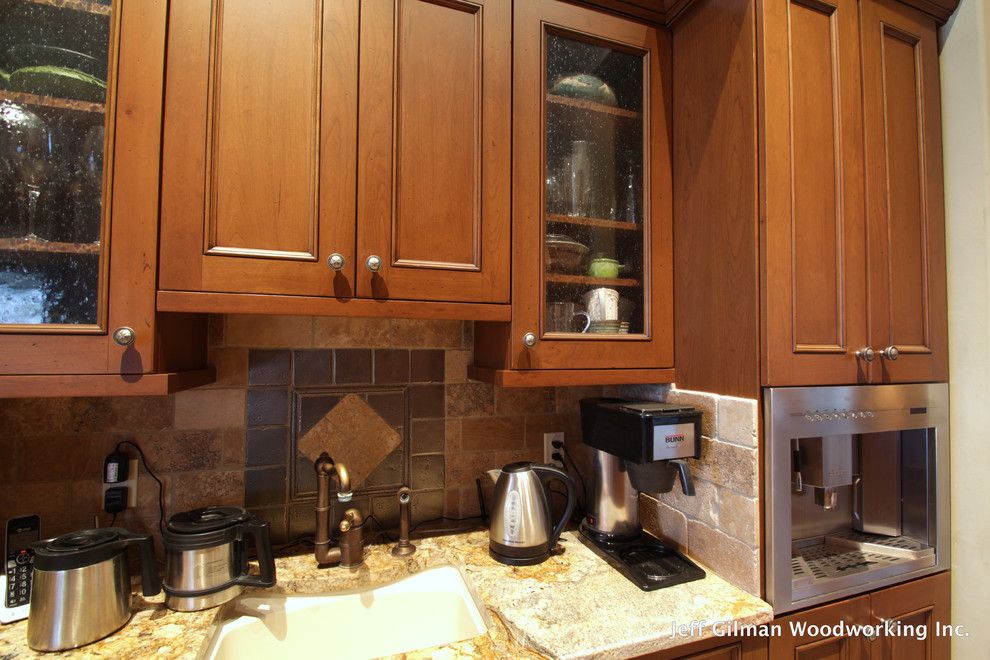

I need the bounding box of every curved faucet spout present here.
[314,454,364,567]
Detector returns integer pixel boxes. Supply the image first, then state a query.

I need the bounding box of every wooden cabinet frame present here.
[1,0,174,376]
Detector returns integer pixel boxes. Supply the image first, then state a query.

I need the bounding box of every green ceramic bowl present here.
[588,257,621,279]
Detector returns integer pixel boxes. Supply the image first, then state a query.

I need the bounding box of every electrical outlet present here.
[102,458,138,511]
[543,432,565,469]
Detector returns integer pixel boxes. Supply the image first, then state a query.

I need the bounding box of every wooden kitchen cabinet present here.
[759,0,948,387]
[761,0,869,387]
[356,0,510,304]
[643,636,768,659]
[860,0,948,384]
[771,595,872,659]
[471,0,675,386]
[771,573,950,660]
[158,0,510,317]
[0,0,210,397]
[868,571,950,660]
[671,0,956,398]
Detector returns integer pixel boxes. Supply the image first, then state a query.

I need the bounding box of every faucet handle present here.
[391,486,416,557]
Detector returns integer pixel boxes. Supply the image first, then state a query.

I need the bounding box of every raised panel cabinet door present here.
[159,0,358,298]
[760,0,869,386]
[861,0,948,383]
[770,595,872,660]
[355,0,510,303]
[0,0,165,374]
[869,572,950,660]
[512,0,673,370]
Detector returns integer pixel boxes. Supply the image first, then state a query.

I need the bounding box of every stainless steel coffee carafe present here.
[27,528,160,652]
[162,506,275,612]
[486,462,575,566]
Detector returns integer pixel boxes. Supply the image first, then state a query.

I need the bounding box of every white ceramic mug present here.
[582,287,620,322]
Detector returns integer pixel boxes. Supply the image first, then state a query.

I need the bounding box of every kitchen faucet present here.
[313,453,364,567]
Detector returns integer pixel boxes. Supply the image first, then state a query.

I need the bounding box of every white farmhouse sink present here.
[203,565,489,660]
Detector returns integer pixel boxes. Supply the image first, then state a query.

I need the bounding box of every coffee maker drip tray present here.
[580,529,706,591]
[791,532,935,600]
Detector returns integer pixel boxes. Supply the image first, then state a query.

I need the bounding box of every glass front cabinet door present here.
[0,0,168,376]
[492,0,673,374]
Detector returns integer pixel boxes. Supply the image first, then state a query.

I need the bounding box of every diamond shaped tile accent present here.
[297,393,402,488]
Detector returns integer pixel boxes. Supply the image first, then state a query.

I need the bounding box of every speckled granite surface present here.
[0,531,772,659]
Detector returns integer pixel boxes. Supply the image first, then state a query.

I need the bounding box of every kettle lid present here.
[501,461,534,473]
[31,527,148,572]
[167,506,250,534]
[40,528,120,554]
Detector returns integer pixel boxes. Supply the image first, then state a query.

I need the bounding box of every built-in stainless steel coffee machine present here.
[579,398,706,590]
[765,384,949,613]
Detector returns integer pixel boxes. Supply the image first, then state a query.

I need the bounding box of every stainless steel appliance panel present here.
[855,432,902,536]
[585,449,640,537]
[764,383,949,614]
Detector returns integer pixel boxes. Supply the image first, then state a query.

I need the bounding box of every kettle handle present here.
[115,529,160,597]
[234,519,277,588]
[531,464,576,550]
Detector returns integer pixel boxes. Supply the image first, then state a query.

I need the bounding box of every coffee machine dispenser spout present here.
[671,460,694,496]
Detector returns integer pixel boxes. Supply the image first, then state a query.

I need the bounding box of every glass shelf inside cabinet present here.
[544,32,645,338]
[0,0,112,327]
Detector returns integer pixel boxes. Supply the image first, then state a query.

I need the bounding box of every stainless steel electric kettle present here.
[486,462,576,566]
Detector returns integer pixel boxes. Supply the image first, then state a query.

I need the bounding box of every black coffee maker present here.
[579,398,706,590]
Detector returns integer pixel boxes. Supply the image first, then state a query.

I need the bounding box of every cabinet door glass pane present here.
[0,0,113,327]
[544,32,644,337]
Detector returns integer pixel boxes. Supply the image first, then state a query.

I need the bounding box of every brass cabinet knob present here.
[112,327,136,346]
[881,346,900,361]
[366,255,382,273]
[327,253,346,271]
[856,347,876,362]
[522,332,538,348]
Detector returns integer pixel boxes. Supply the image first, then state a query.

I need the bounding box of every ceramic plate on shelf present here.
[549,73,617,106]
[7,44,107,80]
[8,66,106,103]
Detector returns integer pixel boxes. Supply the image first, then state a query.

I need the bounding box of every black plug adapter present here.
[103,487,127,514]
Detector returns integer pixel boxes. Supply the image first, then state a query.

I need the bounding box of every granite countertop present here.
[0,531,773,660]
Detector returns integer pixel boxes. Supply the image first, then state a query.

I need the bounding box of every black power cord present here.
[116,440,166,534]
[553,441,589,521]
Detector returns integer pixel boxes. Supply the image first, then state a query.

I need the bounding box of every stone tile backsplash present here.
[0,317,761,596]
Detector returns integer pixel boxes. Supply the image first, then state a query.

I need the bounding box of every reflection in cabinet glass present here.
[543,32,645,338]
[0,0,113,328]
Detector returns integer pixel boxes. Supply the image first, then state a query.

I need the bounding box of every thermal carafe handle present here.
[532,464,576,549]
[115,530,160,597]
[234,519,277,588]
[670,460,695,496]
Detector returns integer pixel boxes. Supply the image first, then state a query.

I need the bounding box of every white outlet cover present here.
[543,432,565,468]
